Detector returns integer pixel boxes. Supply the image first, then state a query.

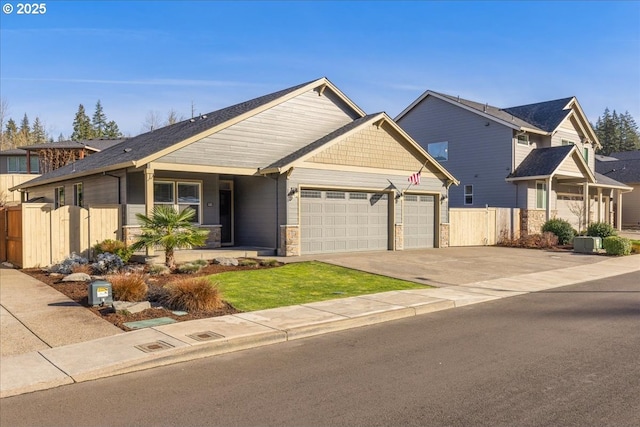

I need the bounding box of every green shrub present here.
[259,259,280,267]
[191,259,209,267]
[238,259,259,267]
[107,273,148,301]
[603,236,632,256]
[541,218,575,245]
[94,239,134,263]
[164,277,223,311]
[177,262,202,274]
[148,264,170,276]
[586,222,617,239]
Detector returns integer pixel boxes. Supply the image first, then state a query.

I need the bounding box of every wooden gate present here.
[449,207,520,246]
[0,206,23,267]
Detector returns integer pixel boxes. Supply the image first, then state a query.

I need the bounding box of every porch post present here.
[583,182,589,229]
[597,188,602,223]
[144,166,155,256]
[545,178,551,221]
[616,190,623,231]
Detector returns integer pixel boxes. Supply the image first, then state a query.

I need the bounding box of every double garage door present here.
[300,189,435,254]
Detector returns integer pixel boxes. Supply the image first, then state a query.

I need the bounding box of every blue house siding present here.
[397,96,516,208]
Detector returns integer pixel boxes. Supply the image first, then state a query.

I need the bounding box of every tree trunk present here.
[166,248,175,269]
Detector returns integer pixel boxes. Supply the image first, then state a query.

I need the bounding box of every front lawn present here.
[213,261,427,312]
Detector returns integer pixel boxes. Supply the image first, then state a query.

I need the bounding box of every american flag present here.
[408,171,421,185]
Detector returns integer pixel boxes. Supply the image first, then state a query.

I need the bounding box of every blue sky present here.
[1,1,639,139]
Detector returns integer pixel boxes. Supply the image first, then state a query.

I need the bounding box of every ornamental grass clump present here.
[164,277,223,312]
[177,262,202,274]
[541,218,575,245]
[93,239,134,263]
[107,273,148,302]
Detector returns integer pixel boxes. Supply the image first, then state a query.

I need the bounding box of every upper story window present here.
[561,139,574,146]
[7,156,39,173]
[464,185,473,205]
[583,147,589,163]
[517,134,529,146]
[427,141,448,161]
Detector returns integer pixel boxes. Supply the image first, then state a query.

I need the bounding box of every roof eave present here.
[12,161,135,190]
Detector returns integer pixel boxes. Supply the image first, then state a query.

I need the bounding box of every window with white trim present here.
[464,185,473,205]
[153,181,201,223]
[73,183,83,207]
[536,181,547,209]
[561,139,574,146]
[517,134,529,145]
[54,186,65,209]
[427,141,448,161]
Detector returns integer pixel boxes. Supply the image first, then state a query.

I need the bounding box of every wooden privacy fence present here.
[449,207,520,246]
[0,204,121,268]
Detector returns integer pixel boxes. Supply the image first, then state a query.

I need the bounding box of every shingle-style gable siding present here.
[306,122,430,176]
[397,96,514,208]
[158,89,356,169]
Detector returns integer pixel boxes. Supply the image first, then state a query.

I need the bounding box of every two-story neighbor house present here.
[395,91,632,234]
[596,150,640,228]
[12,78,457,257]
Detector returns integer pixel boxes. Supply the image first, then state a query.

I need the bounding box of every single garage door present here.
[403,194,435,249]
[556,195,582,231]
[300,189,389,254]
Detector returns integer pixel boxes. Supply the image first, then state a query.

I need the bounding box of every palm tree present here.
[130,206,209,269]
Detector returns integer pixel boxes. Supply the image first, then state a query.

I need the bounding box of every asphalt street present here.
[1,271,638,427]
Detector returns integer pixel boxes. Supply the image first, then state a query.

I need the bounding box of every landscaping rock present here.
[1,262,15,268]
[49,273,63,278]
[62,273,92,282]
[213,257,238,266]
[113,300,151,314]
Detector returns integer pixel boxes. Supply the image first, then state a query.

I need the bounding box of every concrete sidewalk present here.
[1,250,639,398]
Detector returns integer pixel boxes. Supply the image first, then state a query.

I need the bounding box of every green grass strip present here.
[211,261,428,312]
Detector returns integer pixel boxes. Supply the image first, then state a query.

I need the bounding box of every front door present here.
[219,180,233,245]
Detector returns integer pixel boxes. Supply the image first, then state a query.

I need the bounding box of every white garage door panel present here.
[301,190,388,254]
[404,194,435,249]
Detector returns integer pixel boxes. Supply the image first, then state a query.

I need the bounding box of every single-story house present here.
[12,77,458,256]
[596,150,640,228]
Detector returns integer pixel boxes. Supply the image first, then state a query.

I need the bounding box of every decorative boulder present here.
[213,257,238,266]
[62,273,92,282]
[112,300,151,314]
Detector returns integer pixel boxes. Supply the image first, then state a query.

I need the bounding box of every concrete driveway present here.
[295,246,609,287]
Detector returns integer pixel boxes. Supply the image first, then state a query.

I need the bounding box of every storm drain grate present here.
[187,331,225,342]
[135,341,175,353]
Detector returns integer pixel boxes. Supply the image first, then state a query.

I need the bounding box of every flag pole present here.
[401,160,428,195]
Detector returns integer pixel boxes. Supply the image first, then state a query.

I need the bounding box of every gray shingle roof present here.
[503,97,574,132]
[594,172,632,188]
[0,148,28,155]
[608,150,640,160]
[20,138,127,152]
[595,156,640,183]
[508,145,574,178]
[266,114,381,170]
[429,92,574,133]
[17,79,321,188]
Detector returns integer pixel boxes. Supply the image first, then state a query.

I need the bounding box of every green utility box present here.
[573,236,602,253]
[88,280,113,306]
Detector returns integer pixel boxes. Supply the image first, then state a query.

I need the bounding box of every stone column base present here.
[199,225,222,248]
[394,224,403,250]
[439,223,450,248]
[279,225,300,256]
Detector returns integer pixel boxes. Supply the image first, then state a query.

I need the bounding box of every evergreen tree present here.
[5,118,17,148]
[92,100,107,137]
[595,107,640,155]
[15,113,31,147]
[619,111,640,152]
[104,120,122,138]
[57,133,65,142]
[71,104,94,141]
[31,116,46,143]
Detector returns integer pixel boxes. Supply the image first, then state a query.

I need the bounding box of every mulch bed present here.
[22,261,279,331]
